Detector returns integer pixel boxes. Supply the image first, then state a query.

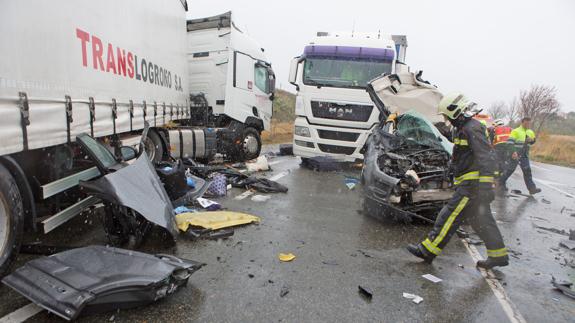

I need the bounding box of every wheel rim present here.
[0,195,10,258]
[243,134,259,156]
[143,137,156,161]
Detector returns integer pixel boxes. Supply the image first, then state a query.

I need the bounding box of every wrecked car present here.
[362,72,454,222]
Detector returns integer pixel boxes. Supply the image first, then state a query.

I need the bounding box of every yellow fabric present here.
[422,196,469,256]
[278,253,296,262]
[175,211,260,232]
[487,248,508,258]
[454,171,479,185]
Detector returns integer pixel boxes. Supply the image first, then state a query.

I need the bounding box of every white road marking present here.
[534,178,574,198]
[0,303,43,323]
[269,171,289,182]
[461,239,527,323]
[530,163,550,171]
[234,190,254,200]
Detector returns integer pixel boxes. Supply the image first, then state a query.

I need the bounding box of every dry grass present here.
[261,121,294,144]
[531,134,575,167]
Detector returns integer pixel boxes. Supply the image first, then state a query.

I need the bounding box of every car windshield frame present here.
[303,57,393,89]
[392,110,454,154]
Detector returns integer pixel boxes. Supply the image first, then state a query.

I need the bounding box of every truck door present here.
[253,61,275,128]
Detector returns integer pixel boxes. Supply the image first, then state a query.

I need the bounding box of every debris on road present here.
[559,240,575,250]
[552,277,575,300]
[234,176,288,193]
[278,253,296,262]
[422,274,443,283]
[197,197,221,210]
[174,206,197,214]
[533,224,570,236]
[246,155,270,172]
[1,246,204,320]
[344,177,360,190]
[301,156,342,172]
[251,194,271,202]
[403,292,423,304]
[279,144,294,156]
[280,285,290,297]
[541,198,551,204]
[206,173,228,197]
[176,211,260,232]
[358,285,373,300]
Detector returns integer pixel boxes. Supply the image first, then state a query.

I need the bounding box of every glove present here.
[478,182,495,202]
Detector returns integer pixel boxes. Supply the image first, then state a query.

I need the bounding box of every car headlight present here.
[294,125,311,137]
[295,96,305,115]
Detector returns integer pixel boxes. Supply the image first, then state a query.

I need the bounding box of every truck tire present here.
[0,163,24,277]
[239,127,262,161]
[143,130,164,163]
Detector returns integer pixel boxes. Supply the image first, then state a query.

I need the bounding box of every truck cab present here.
[289,32,407,161]
[187,12,276,160]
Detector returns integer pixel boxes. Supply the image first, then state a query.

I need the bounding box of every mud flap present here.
[2,246,204,320]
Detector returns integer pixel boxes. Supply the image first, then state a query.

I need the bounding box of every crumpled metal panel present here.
[2,246,204,320]
[80,151,179,238]
[367,72,444,123]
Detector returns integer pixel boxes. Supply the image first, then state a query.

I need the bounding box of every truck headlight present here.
[295,96,305,115]
[294,126,311,137]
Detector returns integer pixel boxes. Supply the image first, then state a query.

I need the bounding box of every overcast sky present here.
[188,0,575,111]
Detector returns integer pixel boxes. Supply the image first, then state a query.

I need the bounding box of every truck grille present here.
[317,130,360,142]
[318,144,356,155]
[311,101,373,122]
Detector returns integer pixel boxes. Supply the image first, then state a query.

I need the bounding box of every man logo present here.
[337,108,344,118]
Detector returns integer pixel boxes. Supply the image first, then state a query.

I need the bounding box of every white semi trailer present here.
[0,2,275,276]
[288,32,407,161]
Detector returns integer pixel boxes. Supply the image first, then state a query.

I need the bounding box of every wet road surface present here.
[0,149,573,322]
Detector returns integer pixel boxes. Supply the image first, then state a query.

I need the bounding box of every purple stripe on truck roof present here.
[303,45,394,61]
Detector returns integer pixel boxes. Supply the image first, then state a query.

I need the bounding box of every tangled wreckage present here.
[362,72,454,222]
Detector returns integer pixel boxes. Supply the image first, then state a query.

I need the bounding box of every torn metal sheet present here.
[175,211,260,232]
[552,277,575,300]
[80,151,179,238]
[2,246,204,321]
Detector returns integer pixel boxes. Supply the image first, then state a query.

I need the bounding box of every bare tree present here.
[505,97,520,125]
[487,101,506,120]
[517,85,561,134]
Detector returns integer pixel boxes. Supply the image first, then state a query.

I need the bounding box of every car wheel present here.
[0,163,24,277]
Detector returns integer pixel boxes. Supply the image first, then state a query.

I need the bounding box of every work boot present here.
[476,256,509,269]
[529,187,542,195]
[406,244,435,264]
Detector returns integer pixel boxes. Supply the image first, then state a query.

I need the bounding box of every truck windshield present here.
[303,58,392,89]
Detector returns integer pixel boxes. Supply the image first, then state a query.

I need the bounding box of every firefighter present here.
[490,119,512,179]
[407,93,509,269]
[498,117,541,194]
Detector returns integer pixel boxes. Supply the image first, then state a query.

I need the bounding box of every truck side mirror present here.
[288,57,300,87]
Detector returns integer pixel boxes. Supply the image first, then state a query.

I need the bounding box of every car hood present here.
[366,71,444,123]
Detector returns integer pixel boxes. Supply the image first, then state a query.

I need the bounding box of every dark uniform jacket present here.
[452,118,496,186]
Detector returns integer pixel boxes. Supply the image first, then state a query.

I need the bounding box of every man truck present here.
[0,1,275,276]
[288,31,407,161]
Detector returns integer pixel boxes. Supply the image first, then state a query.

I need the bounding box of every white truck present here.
[288,32,408,161]
[0,1,274,275]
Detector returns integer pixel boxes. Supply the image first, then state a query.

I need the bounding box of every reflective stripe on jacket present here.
[493,126,512,145]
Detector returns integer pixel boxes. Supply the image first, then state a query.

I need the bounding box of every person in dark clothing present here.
[498,117,541,194]
[407,93,509,269]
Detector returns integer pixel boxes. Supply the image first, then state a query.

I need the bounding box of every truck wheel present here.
[143,130,164,163]
[239,127,262,161]
[0,163,24,277]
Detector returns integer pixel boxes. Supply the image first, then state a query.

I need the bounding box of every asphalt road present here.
[0,148,573,322]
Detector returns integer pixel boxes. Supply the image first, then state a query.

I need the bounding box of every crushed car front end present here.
[361,72,454,222]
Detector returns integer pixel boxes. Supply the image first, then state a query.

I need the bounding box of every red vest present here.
[493,126,511,145]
